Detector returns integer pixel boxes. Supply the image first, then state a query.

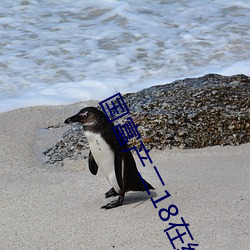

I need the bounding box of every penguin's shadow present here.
[122,190,157,208]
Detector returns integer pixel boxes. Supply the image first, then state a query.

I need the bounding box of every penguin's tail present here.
[140,177,154,191]
[131,173,154,192]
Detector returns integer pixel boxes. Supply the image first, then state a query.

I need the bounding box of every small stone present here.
[178,130,187,136]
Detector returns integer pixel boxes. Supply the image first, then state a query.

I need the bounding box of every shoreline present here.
[0,103,249,249]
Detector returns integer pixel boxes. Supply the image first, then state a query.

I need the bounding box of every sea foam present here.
[0,0,249,112]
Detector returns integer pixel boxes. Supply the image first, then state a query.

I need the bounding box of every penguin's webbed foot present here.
[101,196,124,209]
[105,187,118,198]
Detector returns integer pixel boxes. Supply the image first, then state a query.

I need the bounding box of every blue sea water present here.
[0,0,250,112]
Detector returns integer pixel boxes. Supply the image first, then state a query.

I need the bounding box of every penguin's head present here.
[65,107,110,131]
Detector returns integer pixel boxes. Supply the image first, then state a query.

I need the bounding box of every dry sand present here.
[0,102,249,250]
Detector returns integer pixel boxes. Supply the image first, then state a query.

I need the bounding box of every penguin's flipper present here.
[105,187,118,198]
[114,147,123,190]
[88,151,98,175]
[101,196,124,209]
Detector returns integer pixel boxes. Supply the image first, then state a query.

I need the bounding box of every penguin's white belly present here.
[85,131,120,193]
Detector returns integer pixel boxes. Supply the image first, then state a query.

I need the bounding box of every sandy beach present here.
[0,102,249,250]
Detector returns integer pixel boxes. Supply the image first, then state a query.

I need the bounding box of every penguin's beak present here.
[64,114,81,124]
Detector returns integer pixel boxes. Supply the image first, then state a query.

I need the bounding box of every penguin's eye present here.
[79,112,88,119]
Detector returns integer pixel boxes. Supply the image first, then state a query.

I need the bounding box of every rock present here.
[43,74,250,164]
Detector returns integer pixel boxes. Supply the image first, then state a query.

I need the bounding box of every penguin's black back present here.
[122,144,154,192]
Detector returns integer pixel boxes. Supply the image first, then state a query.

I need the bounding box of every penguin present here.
[64,107,154,209]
